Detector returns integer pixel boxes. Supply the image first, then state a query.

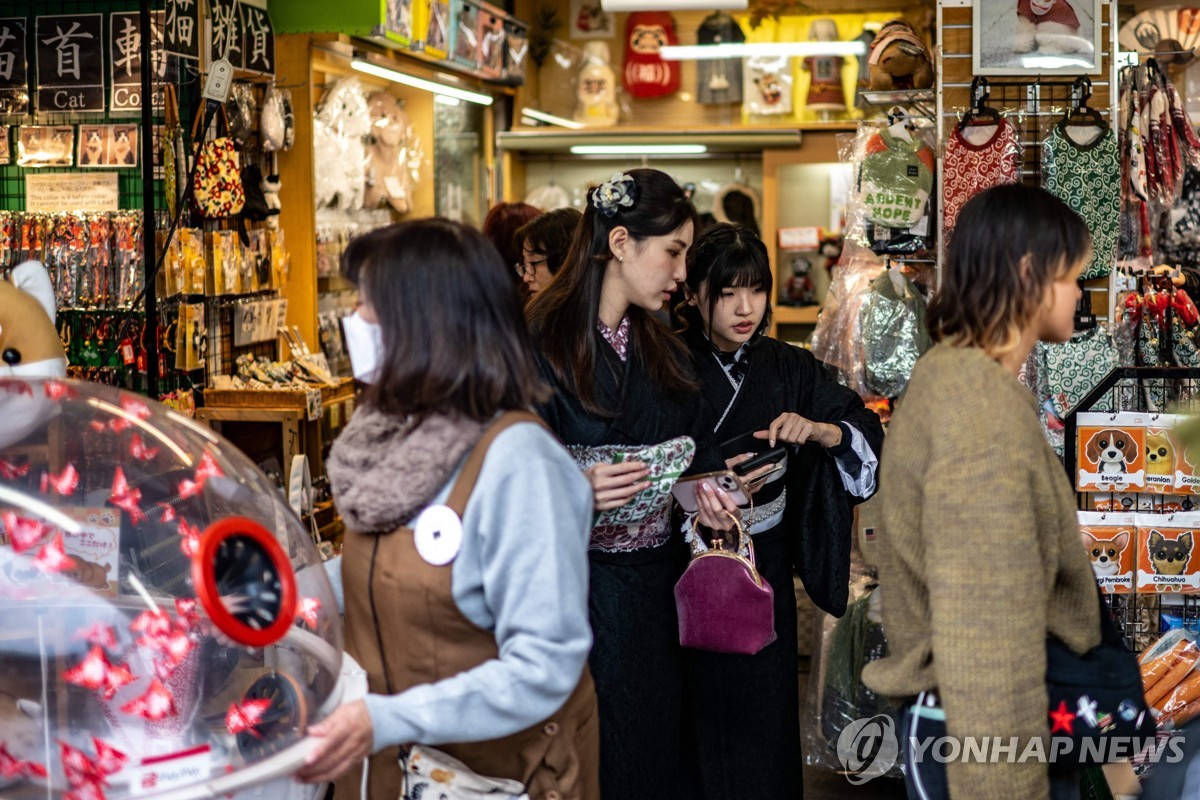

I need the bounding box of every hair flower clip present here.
[591,173,638,218]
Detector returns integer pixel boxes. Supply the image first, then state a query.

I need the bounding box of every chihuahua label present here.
[1078,413,1148,491]
[1079,512,1135,594]
[1137,513,1200,593]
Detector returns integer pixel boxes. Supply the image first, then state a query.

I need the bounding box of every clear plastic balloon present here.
[0,378,351,800]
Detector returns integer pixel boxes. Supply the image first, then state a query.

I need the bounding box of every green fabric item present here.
[859,130,934,229]
[1043,125,1121,280]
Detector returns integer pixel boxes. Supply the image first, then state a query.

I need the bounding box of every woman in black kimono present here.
[526,169,738,800]
[676,223,884,800]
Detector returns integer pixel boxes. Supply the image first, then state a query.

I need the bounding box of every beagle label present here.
[1136,512,1200,594]
[1078,413,1148,492]
[1078,512,1135,594]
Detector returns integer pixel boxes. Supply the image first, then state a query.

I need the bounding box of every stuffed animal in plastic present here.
[364,92,414,214]
[867,19,933,91]
[1,261,66,380]
[0,260,67,448]
[313,77,371,210]
[262,174,282,230]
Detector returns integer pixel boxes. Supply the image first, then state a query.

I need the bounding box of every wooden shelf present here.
[774,306,821,326]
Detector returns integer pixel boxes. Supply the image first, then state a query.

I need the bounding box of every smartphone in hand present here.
[671,470,751,513]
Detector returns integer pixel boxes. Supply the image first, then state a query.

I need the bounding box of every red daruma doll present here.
[623,12,681,99]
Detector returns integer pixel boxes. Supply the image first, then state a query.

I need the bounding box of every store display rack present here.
[1066,367,1200,651]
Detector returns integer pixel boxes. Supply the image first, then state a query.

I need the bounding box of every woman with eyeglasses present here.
[515,207,583,295]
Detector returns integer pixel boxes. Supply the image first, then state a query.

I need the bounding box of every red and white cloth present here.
[1018,0,1080,29]
[942,119,1021,239]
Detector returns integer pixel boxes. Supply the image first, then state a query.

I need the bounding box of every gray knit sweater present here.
[862,344,1100,800]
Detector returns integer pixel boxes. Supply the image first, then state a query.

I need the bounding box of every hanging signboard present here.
[165,0,200,61]
[208,0,245,70]
[35,14,105,114]
[240,3,274,75]
[110,11,167,114]
[0,18,29,116]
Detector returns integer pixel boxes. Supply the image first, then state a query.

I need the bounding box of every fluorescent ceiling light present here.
[602,0,745,10]
[570,144,708,155]
[521,108,585,130]
[434,95,461,106]
[660,41,867,61]
[351,59,494,106]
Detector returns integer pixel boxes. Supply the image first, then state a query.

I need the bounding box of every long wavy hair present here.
[526,168,699,416]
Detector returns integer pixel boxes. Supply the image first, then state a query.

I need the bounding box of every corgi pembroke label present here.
[1136,513,1200,593]
[1078,413,1149,491]
[1079,512,1135,594]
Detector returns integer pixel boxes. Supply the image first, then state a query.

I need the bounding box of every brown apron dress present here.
[335,411,599,800]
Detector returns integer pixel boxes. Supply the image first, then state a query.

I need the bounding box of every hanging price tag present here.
[120,338,135,365]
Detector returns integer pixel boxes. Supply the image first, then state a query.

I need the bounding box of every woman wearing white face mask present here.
[675,222,883,800]
[303,219,599,800]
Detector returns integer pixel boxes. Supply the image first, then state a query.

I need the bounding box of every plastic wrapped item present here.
[802,559,900,780]
[743,54,792,116]
[313,78,371,211]
[810,246,885,399]
[859,266,931,398]
[0,378,355,800]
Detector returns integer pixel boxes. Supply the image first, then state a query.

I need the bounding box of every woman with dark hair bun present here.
[677,222,883,800]
[527,169,739,800]
[515,207,583,294]
[864,184,1103,800]
[301,219,599,800]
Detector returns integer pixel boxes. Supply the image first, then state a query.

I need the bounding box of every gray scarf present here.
[326,405,487,533]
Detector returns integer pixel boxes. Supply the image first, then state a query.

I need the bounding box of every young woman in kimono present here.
[676,223,884,800]
[526,169,739,800]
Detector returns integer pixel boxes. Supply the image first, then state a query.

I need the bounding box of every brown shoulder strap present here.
[445,411,546,518]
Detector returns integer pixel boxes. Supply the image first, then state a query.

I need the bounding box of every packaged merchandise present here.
[744,54,792,116]
[1137,512,1200,594]
[1078,511,1136,594]
[1077,412,1150,492]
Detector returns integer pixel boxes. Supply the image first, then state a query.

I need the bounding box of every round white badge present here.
[413,505,464,566]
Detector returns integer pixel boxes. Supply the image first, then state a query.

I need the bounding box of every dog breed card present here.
[1173,416,1200,495]
[1079,512,1135,594]
[1144,419,1179,495]
[1078,412,1148,492]
[1137,513,1200,593]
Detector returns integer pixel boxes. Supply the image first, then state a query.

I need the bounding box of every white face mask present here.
[342,311,383,383]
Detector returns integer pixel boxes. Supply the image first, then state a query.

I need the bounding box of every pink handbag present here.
[674,511,776,655]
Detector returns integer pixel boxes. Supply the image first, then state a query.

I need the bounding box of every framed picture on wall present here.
[973,0,1103,76]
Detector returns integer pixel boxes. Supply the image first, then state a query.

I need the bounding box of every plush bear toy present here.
[867,19,934,91]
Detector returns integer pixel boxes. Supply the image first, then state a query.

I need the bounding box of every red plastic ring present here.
[192,516,297,648]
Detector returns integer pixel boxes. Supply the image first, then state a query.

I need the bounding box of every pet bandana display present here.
[942,119,1021,240]
[622,12,680,100]
[695,12,744,105]
[1043,123,1121,279]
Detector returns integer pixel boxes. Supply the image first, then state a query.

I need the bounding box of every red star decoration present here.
[1049,700,1076,735]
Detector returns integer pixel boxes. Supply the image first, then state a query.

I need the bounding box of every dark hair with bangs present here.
[526,168,700,416]
[342,219,549,421]
[516,207,583,277]
[929,184,1092,357]
[678,222,773,339]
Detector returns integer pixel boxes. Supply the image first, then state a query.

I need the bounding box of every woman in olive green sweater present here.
[863,184,1102,800]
